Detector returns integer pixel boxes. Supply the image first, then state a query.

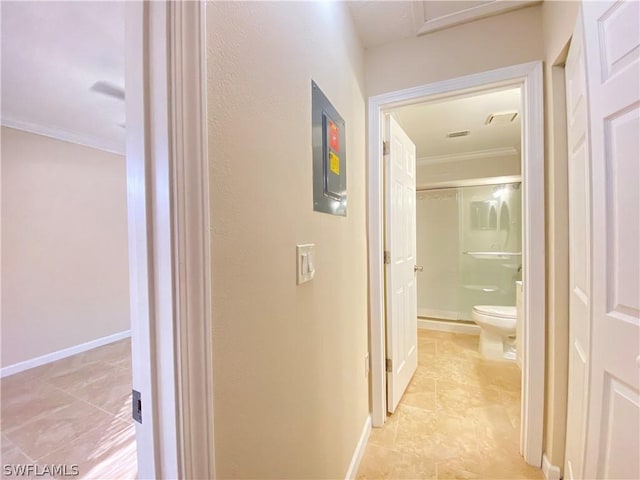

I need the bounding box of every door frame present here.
[367,61,545,466]
[125,1,215,478]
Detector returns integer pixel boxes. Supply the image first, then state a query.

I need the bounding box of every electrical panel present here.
[311,80,346,216]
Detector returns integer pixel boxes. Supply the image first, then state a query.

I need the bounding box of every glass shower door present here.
[415,182,522,323]
[458,183,522,320]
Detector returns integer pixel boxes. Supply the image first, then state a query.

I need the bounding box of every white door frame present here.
[125,2,215,478]
[367,61,545,467]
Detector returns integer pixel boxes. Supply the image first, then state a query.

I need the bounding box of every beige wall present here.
[206,2,368,478]
[541,0,580,471]
[1,127,130,368]
[365,5,544,97]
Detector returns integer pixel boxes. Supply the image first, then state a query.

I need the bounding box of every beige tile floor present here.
[0,339,137,479]
[357,329,543,480]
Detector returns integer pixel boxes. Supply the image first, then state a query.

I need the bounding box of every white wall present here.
[206,2,368,478]
[1,126,130,369]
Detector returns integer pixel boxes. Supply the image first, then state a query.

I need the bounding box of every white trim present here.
[0,117,125,155]
[344,415,372,480]
[125,2,214,478]
[542,453,562,480]
[412,1,540,36]
[418,319,480,336]
[169,2,216,479]
[417,146,518,166]
[0,330,131,378]
[367,61,545,468]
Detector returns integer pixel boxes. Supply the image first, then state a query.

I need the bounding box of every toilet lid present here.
[473,305,516,319]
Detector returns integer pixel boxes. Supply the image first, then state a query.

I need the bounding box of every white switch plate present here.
[296,244,315,285]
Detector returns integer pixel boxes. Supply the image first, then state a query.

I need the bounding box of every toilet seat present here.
[473,305,516,318]
[472,306,516,331]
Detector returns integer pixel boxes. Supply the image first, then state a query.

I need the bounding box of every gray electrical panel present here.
[312,81,346,216]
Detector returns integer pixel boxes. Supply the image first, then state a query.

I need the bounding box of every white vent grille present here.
[446,130,470,138]
[486,112,518,125]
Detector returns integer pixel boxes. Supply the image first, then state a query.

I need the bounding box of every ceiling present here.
[348,0,539,49]
[0,1,534,155]
[1,1,125,154]
[393,87,522,161]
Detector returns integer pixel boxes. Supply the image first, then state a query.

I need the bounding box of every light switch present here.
[297,244,315,284]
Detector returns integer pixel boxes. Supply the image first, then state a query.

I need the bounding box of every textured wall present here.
[1,127,130,368]
[365,5,544,96]
[206,2,369,478]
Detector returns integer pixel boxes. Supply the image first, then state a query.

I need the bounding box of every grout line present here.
[2,432,36,464]
[32,412,133,462]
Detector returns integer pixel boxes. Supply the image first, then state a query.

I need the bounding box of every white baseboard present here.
[345,415,371,480]
[418,318,480,335]
[1,330,132,378]
[542,453,562,480]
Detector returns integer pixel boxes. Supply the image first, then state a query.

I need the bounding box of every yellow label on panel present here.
[329,151,340,175]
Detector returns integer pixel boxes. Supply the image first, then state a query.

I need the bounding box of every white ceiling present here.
[1,1,125,154]
[393,87,522,161]
[348,0,539,49]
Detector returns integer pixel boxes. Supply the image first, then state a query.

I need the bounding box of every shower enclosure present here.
[416,182,522,322]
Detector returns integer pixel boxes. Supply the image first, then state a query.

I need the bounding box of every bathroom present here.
[364,86,535,476]
[392,85,524,363]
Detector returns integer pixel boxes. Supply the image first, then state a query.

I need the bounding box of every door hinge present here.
[132,389,142,424]
[384,250,391,264]
[385,358,392,373]
[383,141,389,155]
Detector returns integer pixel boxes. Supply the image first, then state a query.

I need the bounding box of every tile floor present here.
[357,329,543,480]
[1,339,137,479]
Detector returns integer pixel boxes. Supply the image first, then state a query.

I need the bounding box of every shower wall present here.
[417,183,522,322]
[416,188,460,319]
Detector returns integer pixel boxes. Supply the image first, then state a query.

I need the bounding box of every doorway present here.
[367,61,545,466]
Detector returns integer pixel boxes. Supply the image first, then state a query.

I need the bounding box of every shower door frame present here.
[367,61,545,467]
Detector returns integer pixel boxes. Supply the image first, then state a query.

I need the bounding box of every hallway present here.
[357,329,542,479]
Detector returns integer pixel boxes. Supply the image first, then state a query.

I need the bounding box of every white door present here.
[565,3,640,479]
[564,13,591,480]
[582,1,640,478]
[384,115,418,413]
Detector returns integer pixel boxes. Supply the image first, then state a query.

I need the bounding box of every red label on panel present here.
[329,121,339,151]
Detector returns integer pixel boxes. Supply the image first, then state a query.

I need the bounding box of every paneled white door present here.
[564,12,591,480]
[384,115,418,413]
[565,3,640,479]
[582,2,640,478]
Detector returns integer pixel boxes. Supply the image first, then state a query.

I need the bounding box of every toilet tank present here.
[516,281,523,371]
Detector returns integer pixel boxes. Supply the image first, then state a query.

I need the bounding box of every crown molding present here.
[417,146,519,166]
[412,1,541,36]
[1,116,125,155]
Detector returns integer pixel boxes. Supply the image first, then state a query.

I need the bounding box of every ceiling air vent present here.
[486,112,518,125]
[90,81,125,100]
[446,130,470,138]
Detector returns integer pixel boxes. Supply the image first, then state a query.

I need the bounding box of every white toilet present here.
[472,305,517,361]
